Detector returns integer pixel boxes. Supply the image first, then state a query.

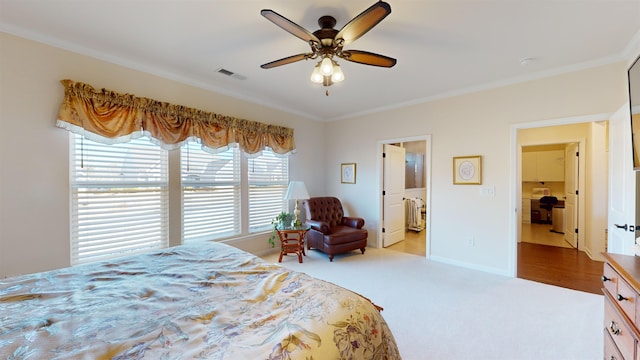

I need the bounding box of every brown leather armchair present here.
[302,197,367,261]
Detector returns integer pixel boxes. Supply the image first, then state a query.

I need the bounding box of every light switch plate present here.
[480,186,495,197]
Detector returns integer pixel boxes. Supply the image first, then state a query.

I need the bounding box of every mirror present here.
[403,141,426,189]
[629,55,640,170]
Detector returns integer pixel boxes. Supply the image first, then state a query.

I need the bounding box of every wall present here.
[589,121,609,258]
[0,33,325,277]
[324,63,627,275]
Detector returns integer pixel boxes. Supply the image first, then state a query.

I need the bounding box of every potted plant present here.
[268,211,294,247]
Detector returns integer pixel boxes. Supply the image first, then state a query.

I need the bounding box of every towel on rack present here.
[406,197,424,231]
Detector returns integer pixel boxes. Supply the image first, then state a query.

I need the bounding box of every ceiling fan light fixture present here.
[320,56,334,76]
[261,2,395,93]
[310,64,324,83]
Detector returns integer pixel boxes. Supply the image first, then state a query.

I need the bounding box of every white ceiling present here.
[1,0,639,121]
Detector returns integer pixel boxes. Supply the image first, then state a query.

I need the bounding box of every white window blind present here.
[181,143,241,243]
[248,150,289,232]
[70,134,168,265]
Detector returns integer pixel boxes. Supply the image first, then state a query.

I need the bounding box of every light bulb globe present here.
[310,66,324,83]
[320,57,334,75]
[331,64,344,82]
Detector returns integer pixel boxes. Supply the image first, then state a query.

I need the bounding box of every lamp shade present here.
[310,65,324,83]
[331,63,344,82]
[284,181,309,200]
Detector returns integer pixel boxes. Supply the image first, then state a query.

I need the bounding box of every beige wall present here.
[325,62,627,275]
[0,33,325,277]
[0,31,633,278]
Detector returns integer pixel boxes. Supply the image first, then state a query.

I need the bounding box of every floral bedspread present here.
[0,241,400,359]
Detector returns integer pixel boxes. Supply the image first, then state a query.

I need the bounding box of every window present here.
[181,141,289,242]
[69,136,289,264]
[181,144,241,242]
[248,151,289,232]
[70,134,169,265]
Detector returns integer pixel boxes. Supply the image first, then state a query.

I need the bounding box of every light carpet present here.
[262,247,603,360]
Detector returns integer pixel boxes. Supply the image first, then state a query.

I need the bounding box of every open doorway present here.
[514,121,607,293]
[520,142,579,249]
[377,135,431,257]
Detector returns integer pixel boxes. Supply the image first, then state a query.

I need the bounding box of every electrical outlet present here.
[466,237,475,247]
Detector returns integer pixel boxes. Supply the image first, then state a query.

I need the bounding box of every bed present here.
[0,241,400,359]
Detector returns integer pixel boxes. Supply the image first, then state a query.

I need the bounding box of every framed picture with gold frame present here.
[453,156,482,185]
[341,163,356,184]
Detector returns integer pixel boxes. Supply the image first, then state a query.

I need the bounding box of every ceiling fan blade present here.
[260,53,311,69]
[335,1,391,46]
[261,9,321,44]
[339,50,396,68]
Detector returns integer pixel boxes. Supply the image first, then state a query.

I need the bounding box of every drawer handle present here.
[609,320,621,335]
[616,294,628,302]
[602,275,611,282]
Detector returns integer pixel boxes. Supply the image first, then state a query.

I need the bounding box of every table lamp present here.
[284,181,309,227]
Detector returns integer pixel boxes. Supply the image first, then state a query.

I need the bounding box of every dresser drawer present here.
[604,263,619,296]
[616,276,639,323]
[605,295,636,360]
[604,328,624,360]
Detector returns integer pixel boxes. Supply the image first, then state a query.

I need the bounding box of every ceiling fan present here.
[260,1,396,91]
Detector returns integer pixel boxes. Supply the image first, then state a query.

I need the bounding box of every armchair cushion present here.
[324,225,367,246]
[303,197,368,261]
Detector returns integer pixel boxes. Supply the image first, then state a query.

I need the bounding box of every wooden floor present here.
[518,223,603,295]
[387,230,426,256]
[388,223,603,295]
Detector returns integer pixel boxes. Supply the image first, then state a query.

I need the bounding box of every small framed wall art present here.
[341,163,356,184]
[453,155,482,185]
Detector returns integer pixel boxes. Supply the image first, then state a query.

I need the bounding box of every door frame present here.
[377,135,432,257]
[509,113,610,276]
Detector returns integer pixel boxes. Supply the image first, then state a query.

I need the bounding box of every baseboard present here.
[583,247,602,262]
[429,255,511,277]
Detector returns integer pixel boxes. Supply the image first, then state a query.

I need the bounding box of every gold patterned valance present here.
[55,79,296,155]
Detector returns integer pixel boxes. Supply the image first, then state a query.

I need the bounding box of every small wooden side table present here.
[276,225,310,263]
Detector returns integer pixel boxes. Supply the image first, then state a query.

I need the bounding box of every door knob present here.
[614,224,628,231]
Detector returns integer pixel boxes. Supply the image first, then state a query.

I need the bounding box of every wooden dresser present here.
[602,253,640,359]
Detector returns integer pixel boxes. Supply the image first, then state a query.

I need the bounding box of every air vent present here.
[216,68,246,80]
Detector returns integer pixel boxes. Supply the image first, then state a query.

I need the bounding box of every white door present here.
[383,144,406,247]
[608,105,637,255]
[563,143,578,248]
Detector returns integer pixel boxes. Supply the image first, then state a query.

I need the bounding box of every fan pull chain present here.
[326,89,329,96]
